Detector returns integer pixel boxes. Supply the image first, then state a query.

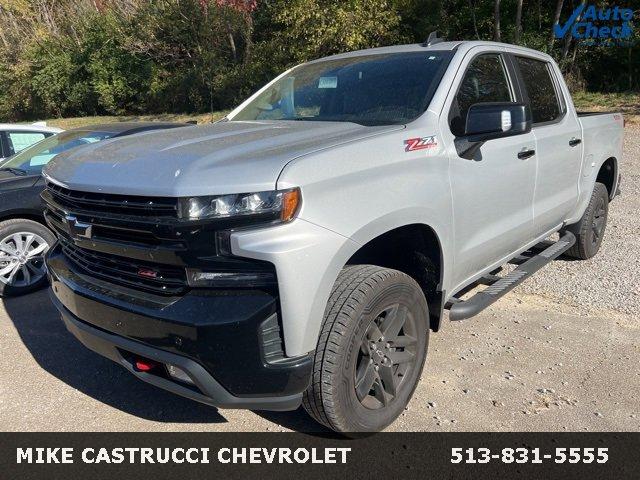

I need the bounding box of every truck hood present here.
[44,120,402,197]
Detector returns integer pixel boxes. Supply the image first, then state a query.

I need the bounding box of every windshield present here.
[0,130,114,175]
[232,51,453,126]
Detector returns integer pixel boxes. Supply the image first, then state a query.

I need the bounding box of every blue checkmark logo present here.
[554,3,586,38]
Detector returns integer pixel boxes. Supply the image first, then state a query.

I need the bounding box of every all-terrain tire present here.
[0,219,55,297]
[563,182,609,260]
[302,265,429,433]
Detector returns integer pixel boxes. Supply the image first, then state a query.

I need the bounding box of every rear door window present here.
[515,57,562,124]
[449,53,513,136]
[6,131,49,155]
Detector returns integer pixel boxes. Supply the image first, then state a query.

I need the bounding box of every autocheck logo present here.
[554,4,635,46]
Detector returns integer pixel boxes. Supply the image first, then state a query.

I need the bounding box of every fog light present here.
[186,269,276,287]
[166,364,194,385]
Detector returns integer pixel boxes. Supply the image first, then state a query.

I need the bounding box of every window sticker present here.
[318,76,338,89]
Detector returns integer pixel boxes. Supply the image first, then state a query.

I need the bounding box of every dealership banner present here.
[1,433,638,479]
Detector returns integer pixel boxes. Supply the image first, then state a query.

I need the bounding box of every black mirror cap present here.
[465,102,532,142]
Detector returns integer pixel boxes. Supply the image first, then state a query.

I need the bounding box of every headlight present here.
[178,188,301,222]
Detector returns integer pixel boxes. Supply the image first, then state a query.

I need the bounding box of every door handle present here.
[517,149,535,160]
[569,138,582,147]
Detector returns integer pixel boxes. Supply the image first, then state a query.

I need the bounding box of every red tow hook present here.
[134,358,159,372]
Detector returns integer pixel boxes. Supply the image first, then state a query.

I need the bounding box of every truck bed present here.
[577,111,624,202]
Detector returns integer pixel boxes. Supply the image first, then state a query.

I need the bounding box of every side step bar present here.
[448,232,576,321]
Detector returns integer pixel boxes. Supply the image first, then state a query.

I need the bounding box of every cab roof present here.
[308,41,552,63]
[0,123,62,133]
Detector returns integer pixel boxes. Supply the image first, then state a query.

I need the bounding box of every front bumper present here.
[46,244,312,411]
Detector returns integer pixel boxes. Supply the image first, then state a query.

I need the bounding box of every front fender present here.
[231,219,360,357]
[231,209,452,357]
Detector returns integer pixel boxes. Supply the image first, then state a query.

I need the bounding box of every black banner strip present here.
[1,432,638,479]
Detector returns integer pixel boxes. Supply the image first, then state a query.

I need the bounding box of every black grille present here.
[59,236,187,296]
[46,182,178,217]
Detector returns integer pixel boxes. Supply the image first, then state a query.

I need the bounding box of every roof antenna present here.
[422,31,444,47]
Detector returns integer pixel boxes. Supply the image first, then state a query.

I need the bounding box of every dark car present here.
[0,122,191,297]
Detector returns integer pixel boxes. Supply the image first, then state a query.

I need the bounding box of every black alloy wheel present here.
[355,303,418,409]
[590,195,607,249]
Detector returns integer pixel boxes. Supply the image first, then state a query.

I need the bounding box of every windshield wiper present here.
[0,167,28,176]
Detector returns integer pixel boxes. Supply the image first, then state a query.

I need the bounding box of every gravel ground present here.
[1,126,638,432]
[517,127,640,314]
[2,290,637,433]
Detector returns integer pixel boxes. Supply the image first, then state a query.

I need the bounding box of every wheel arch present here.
[0,210,47,225]
[568,155,620,227]
[343,219,448,331]
[596,156,618,201]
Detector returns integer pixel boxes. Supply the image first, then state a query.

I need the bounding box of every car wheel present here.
[303,265,429,433]
[0,219,56,297]
[564,182,609,260]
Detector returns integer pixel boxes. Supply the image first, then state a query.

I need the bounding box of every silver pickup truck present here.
[42,40,623,433]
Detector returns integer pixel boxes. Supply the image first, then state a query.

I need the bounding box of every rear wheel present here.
[0,219,55,297]
[564,182,609,260]
[303,265,429,433]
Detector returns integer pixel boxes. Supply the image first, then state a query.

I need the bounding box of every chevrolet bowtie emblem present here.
[64,215,93,239]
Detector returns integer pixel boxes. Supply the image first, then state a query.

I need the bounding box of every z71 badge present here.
[404,135,438,152]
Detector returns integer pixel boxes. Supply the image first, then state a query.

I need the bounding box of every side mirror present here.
[456,102,532,159]
[466,102,531,140]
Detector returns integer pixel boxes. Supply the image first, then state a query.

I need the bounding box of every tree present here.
[1,0,638,121]
[267,0,403,63]
[493,0,501,42]
[548,0,564,51]
[514,0,523,44]
[468,0,480,40]
[213,0,259,63]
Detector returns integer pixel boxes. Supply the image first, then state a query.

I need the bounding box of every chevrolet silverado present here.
[42,40,623,433]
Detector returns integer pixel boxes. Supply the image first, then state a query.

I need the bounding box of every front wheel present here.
[303,265,429,433]
[0,219,56,297]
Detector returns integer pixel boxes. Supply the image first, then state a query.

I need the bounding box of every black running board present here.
[447,232,576,321]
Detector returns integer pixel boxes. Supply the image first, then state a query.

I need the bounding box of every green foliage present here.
[267,0,404,63]
[29,41,96,117]
[0,0,637,122]
[0,54,36,120]
[85,15,152,115]
[25,13,152,117]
